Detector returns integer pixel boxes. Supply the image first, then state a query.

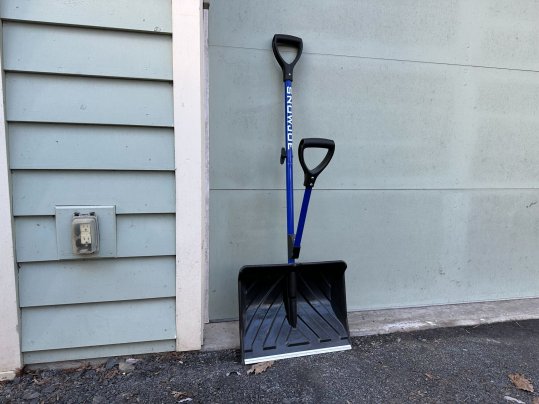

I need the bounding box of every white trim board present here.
[172,0,207,351]
[202,1,210,326]
[0,23,22,378]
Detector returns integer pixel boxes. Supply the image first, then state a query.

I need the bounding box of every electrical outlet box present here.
[72,213,99,254]
[56,206,116,260]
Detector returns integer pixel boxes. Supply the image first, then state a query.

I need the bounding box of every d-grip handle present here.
[272,34,303,82]
[298,138,335,187]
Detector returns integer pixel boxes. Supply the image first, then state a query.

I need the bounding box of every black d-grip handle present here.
[298,138,335,188]
[272,34,303,82]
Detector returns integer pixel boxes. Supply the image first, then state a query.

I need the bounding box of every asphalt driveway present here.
[1,320,539,403]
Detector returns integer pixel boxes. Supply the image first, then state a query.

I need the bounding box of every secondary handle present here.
[272,34,303,82]
[298,138,335,187]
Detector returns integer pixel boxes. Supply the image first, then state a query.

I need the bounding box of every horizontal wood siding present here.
[23,340,176,365]
[15,214,175,262]
[12,171,175,215]
[21,299,176,351]
[3,22,172,80]
[0,0,172,33]
[9,123,174,170]
[5,73,173,126]
[19,257,175,307]
[1,2,176,363]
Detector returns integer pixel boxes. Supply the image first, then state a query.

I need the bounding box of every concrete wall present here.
[208,0,539,320]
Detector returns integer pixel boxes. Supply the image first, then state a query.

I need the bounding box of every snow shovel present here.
[238,34,351,364]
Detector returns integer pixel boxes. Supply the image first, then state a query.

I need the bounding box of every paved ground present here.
[2,320,539,403]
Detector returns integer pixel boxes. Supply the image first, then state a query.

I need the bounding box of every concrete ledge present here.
[203,321,240,351]
[203,298,539,351]
[0,370,16,381]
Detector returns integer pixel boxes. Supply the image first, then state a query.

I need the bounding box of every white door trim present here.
[0,24,22,380]
[172,0,207,351]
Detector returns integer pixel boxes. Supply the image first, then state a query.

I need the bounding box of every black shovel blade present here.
[238,260,351,364]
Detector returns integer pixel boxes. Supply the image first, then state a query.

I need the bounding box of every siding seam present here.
[209,44,539,74]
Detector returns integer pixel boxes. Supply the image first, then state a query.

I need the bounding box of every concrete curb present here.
[0,370,16,381]
[203,297,539,351]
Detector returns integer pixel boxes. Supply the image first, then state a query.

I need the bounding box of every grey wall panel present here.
[209,0,539,321]
[12,171,175,215]
[19,257,175,307]
[16,214,175,262]
[3,22,172,80]
[209,46,539,190]
[23,340,176,365]
[209,0,539,71]
[209,189,539,320]
[21,298,176,351]
[8,123,174,170]
[0,0,171,33]
[5,73,173,126]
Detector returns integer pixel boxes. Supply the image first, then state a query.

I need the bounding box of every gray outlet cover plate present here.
[55,205,116,260]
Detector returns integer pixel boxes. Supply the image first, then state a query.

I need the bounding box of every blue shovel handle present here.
[293,138,336,259]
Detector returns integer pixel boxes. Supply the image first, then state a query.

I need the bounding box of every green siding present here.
[9,123,174,170]
[21,298,175,351]
[3,21,172,80]
[23,340,176,365]
[2,1,176,364]
[15,214,175,262]
[0,0,172,33]
[19,257,175,307]
[116,215,176,257]
[12,171,175,215]
[6,73,173,126]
